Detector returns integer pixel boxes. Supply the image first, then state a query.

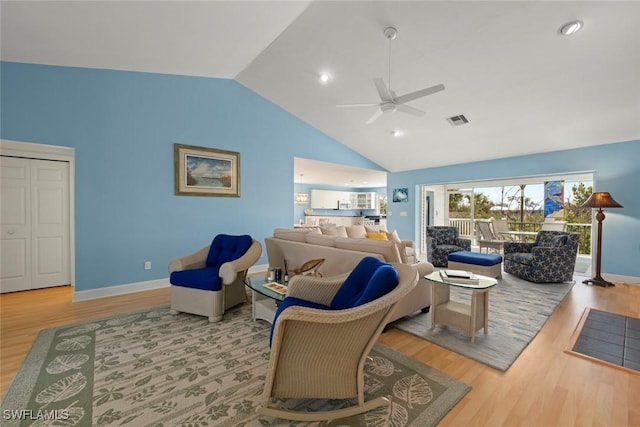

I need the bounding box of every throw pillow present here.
[551,235,568,246]
[538,233,567,247]
[386,229,403,244]
[321,225,348,237]
[346,225,368,239]
[367,232,388,241]
[365,224,388,233]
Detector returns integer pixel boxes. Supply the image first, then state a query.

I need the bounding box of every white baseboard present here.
[73,278,170,302]
[250,263,268,274]
[73,264,270,302]
[603,273,640,286]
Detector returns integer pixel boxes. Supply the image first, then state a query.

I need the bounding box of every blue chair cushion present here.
[206,234,252,267]
[331,257,399,310]
[448,251,502,266]
[270,297,330,345]
[170,267,222,291]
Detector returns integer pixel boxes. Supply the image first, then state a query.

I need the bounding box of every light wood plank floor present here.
[2,279,639,426]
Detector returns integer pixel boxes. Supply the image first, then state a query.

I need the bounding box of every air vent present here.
[447,114,469,126]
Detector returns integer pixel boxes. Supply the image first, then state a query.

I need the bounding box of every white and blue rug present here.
[392,272,575,371]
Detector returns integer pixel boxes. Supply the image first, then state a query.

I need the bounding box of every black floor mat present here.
[572,309,640,372]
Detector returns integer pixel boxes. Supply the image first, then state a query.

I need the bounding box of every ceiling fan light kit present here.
[336,26,445,124]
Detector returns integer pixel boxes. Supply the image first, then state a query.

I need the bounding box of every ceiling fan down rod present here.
[384,27,397,95]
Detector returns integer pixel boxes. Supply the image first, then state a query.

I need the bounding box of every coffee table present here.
[425,271,498,342]
[244,276,286,324]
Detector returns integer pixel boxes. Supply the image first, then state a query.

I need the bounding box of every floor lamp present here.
[581,192,623,287]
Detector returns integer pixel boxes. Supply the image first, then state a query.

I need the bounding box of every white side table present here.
[244,276,286,324]
[425,271,498,342]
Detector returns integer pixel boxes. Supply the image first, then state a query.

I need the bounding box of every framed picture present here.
[174,143,240,197]
[392,188,409,203]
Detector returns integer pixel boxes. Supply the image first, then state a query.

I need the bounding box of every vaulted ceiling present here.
[2,1,639,175]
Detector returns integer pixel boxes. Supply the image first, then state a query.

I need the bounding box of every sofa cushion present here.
[320,225,348,237]
[335,238,402,263]
[305,233,338,247]
[346,225,368,238]
[504,252,533,266]
[366,232,388,240]
[274,228,317,242]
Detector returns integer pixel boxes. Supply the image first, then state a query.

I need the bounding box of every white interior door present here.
[1,156,31,292]
[1,156,70,292]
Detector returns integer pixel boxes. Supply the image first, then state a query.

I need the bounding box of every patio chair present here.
[491,218,515,241]
[540,218,567,231]
[476,219,507,253]
[258,258,418,421]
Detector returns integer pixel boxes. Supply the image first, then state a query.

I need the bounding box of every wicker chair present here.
[257,258,419,421]
[168,234,262,322]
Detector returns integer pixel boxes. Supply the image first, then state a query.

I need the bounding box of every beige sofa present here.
[264,226,434,323]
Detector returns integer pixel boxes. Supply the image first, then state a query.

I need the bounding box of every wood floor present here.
[2,279,639,426]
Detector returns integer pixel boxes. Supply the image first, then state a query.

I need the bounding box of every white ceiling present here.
[2,1,639,178]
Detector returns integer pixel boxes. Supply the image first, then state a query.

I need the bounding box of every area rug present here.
[1,304,470,427]
[565,308,640,374]
[392,272,575,371]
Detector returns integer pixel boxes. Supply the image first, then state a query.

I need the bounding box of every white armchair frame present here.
[169,239,262,322]
[258,263,418,421]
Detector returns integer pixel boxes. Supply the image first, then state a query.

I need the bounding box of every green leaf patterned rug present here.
[1,304,470,426]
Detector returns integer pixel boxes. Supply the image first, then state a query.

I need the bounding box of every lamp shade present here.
[581,192,623,209]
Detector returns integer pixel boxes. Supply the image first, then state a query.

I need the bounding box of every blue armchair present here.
[503,231,579,283]
[169,234,262,322]
[426,226,472,267]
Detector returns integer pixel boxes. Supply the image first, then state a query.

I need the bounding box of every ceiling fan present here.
[337,27,445,124]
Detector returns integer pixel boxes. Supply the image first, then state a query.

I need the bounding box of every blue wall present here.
[0,62,385,291]
[386,140,640,278]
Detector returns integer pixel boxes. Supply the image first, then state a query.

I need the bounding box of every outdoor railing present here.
[447,219,592,255]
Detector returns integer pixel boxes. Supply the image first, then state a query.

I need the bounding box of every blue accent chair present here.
[503,231,579,283]
[426,226,472,267]
[258,258,419,421]
[169,234,262,322]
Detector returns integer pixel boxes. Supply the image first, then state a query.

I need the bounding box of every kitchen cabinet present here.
[305,215,364,226]
[310,189,351,209]
[352,192,377,210]
[311,189,377,210]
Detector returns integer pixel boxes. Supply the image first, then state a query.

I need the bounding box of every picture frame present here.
[174,143,240,197]
[392,188,409,203]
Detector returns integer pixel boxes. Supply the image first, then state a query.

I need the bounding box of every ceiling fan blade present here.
[396,104,426,117]
[336,103,379,108]
[373,78,393,102]
[394,83,445,105]
[366,109,384,124]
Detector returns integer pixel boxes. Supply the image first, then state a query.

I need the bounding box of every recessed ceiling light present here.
[559,20,583,36]
[392,130,402,137]
[319,72,331,84]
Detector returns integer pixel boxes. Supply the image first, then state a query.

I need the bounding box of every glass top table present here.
[425,270,498,342]
[425,271,498,290]
[244,276,286,324]
[245,276,287,302]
